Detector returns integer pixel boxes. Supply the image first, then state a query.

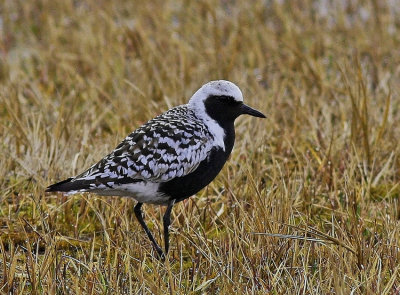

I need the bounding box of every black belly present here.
[158,147,230,202]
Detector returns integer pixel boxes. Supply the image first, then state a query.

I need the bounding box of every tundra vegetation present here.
[0,0,399,294]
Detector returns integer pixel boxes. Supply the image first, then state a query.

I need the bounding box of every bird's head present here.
[188,80,266,123]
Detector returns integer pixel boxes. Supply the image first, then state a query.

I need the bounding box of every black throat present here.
[202,94,239,160]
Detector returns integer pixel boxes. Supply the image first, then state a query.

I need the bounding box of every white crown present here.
[188,80,243,108]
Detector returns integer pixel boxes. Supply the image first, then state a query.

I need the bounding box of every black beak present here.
[240,103,266,118]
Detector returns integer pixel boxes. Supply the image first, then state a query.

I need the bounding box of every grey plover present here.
[46,80,266,258]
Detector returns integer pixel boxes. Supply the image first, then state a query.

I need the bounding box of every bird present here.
[46,80,266,259]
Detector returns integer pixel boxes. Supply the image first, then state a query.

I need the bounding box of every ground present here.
[0,0,399,294]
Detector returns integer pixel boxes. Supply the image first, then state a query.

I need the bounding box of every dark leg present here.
[163,199,176,255]
[134,202,164,259]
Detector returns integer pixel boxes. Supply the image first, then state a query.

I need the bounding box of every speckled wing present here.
[73,106,215,189]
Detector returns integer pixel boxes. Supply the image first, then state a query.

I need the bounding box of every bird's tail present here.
[46,174,143,194]
[45,177,91,193]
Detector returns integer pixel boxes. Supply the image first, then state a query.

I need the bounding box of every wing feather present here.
[72,106,214,188]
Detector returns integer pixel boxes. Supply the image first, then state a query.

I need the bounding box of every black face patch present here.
[215,95,237,103]
[204,95,243,124]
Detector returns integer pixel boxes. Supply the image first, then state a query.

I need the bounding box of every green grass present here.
[1,0,399,293]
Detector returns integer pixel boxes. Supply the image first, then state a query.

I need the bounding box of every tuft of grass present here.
[1,0,400,293]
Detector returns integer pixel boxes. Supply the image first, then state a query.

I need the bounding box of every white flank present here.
[89,181,169,205]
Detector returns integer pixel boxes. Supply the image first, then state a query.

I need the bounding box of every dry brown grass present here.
[1,0,400,294]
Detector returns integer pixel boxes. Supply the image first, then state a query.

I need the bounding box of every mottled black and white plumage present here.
[47,80,266,259]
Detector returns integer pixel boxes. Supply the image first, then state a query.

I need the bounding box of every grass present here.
[0,0,399,293]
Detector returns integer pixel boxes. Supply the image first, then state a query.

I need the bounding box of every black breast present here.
[158,122,235,202]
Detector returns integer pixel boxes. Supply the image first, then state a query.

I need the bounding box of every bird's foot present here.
[153,245,166,261]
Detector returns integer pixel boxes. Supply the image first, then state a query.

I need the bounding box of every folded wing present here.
[46,107,215,193]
